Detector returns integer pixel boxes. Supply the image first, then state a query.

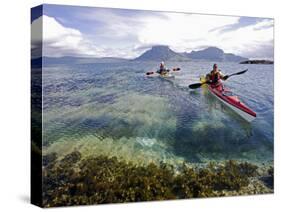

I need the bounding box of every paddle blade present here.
[146,71,154,75]
[234,69,248,75]
[173,67,181,71]
[228,69,248,77]
[189,83,204,89]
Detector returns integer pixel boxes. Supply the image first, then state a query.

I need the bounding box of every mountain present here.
[134,45,190,61]
[184,47,248,62]
[135,46,247,62]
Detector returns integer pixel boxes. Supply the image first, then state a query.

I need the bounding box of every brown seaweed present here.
[42,151,271,207]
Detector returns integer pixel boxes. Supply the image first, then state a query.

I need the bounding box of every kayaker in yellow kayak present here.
[206,64,228,86]
[146,62,180,76]
[157,61,168,75]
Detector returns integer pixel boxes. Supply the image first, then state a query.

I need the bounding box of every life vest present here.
[210,70,221,83]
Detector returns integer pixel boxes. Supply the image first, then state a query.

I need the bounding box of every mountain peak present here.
[204,47,224,53]
[134,45,188,61]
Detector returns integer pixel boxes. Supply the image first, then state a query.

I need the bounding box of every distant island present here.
[240,60,274,64]
[32,45,274,66]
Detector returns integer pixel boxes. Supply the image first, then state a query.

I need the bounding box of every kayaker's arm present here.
[218,70,228,81]
[219,71,230,80]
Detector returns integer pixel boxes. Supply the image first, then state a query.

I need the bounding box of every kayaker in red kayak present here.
[206,64,228,86]
[189,68,256,122]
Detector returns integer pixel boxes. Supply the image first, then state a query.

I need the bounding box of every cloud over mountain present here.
[32,6,274,59]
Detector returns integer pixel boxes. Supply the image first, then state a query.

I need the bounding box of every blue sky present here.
[31,4,274,59]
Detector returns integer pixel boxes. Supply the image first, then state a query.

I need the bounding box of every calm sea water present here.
[42,61,273,165]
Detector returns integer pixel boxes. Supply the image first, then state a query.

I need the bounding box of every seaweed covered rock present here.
[43,152,57,167]
[172,160,258,198]
[60,151,81,164]
[42,151,270,207]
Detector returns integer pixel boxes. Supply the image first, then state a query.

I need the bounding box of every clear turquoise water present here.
[42,61,273,165]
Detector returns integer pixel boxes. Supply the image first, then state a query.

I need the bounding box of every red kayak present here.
[208,83,256,122]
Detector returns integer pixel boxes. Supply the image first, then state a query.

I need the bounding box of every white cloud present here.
[31,15,144,58]
[134,13,273,58]
[31,15,107,58]
[135,13,239,52]
[213,18,274,58]
[75,9,158,39]
[77,10,273,59]
[32,12,274,59]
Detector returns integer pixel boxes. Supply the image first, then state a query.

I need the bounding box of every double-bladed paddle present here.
[146,67,181,75]
[188,69,248,89]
